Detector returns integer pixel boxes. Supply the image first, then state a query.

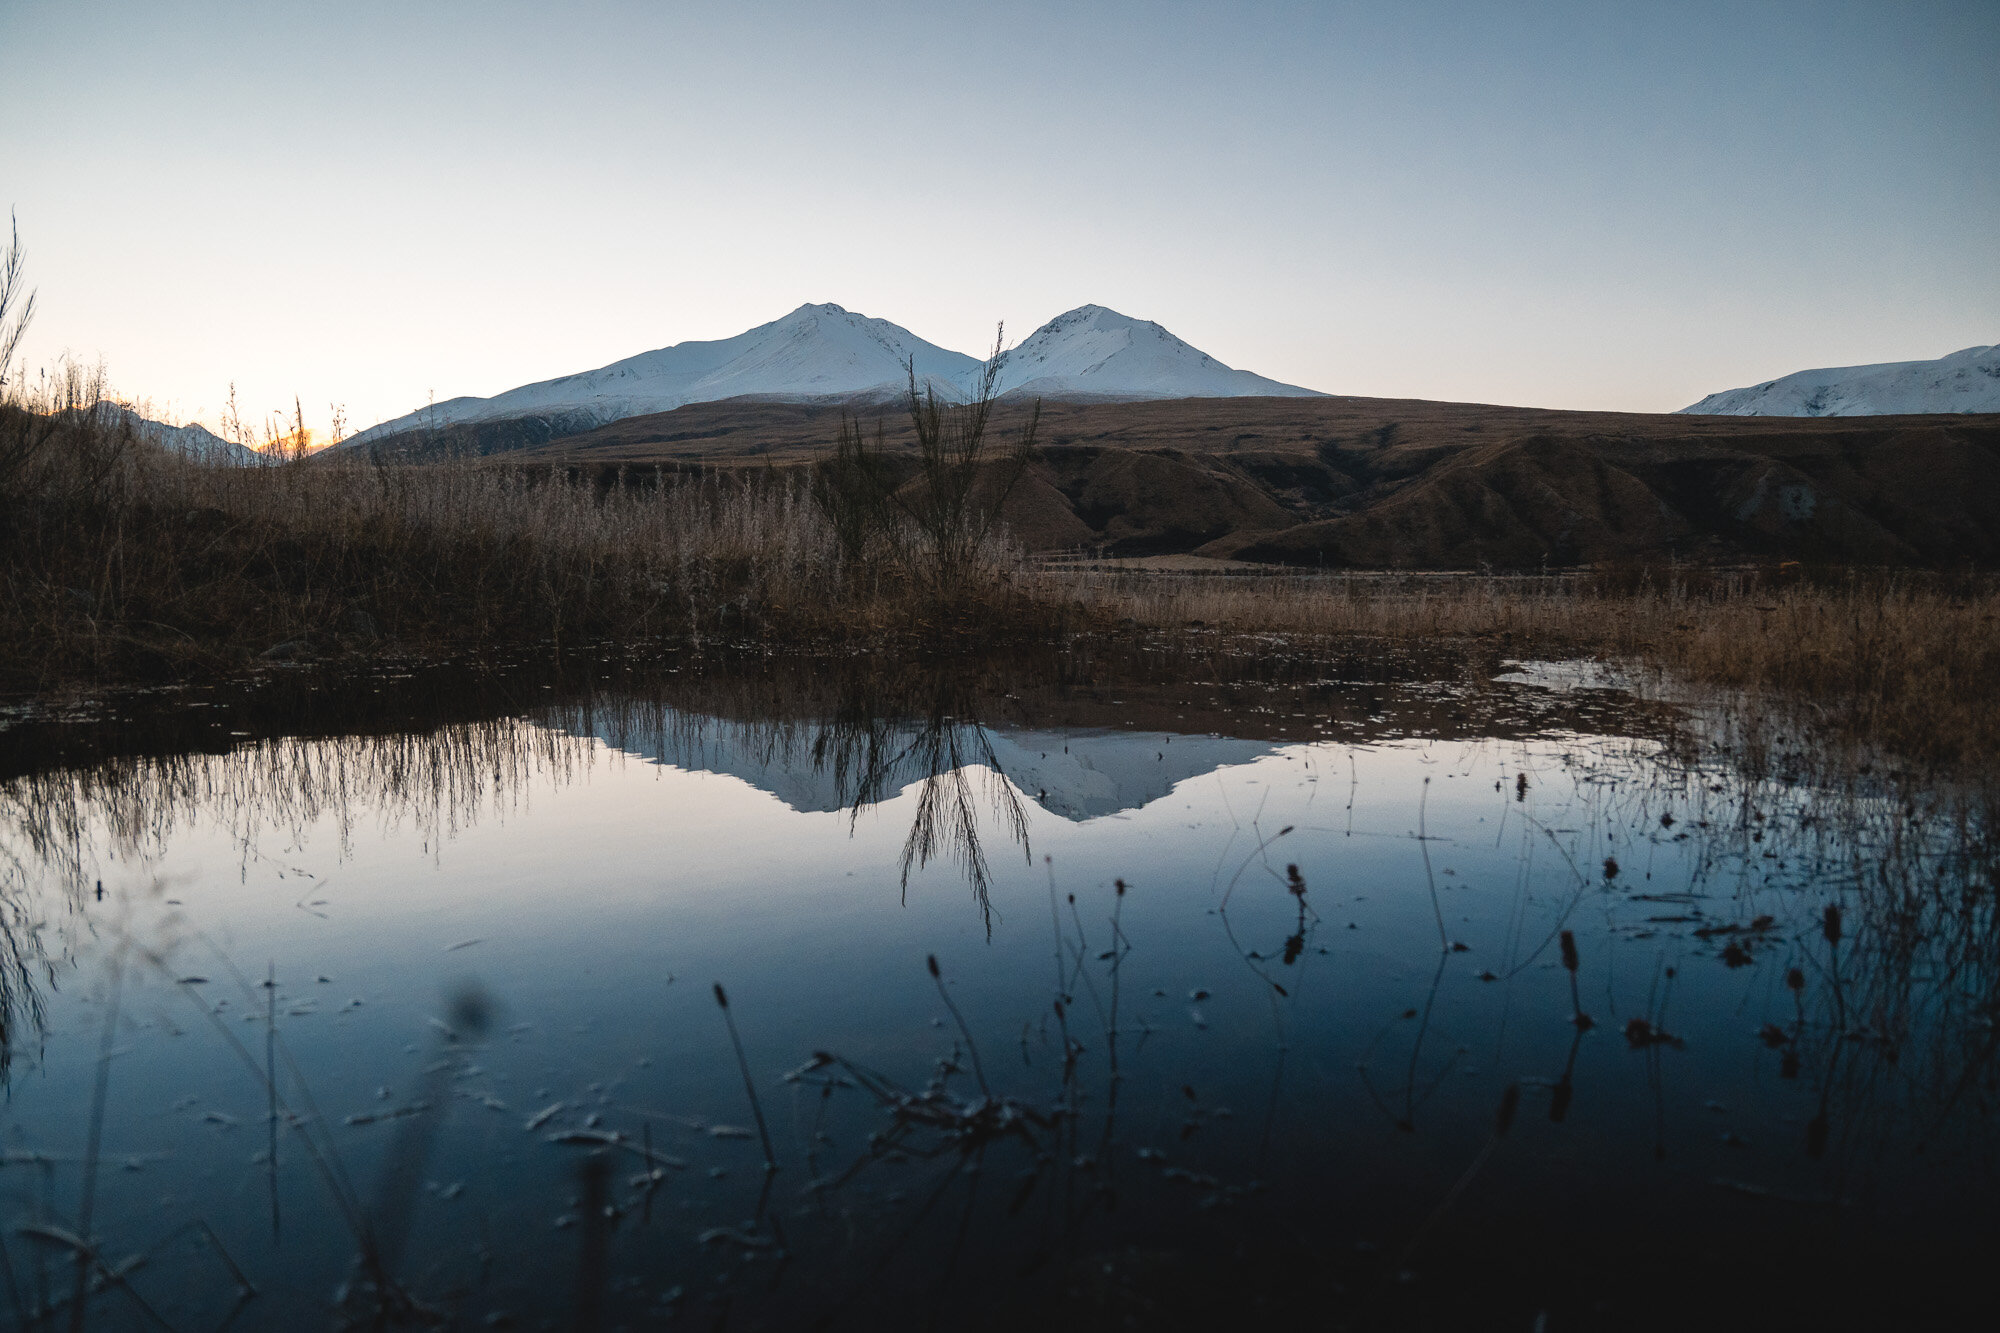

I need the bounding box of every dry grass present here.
[0,374,1059,689]
[1057,565,2000,776]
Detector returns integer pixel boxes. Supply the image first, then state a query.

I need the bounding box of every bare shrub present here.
[0,209,35,390]
[810,329,1040,598]
[896,335,1039,596]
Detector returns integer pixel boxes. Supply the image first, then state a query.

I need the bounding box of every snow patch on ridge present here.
[1679,344,2000,417]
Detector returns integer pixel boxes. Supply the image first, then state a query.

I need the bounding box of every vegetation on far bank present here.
[1068,563,2000,777]
[6,370,1995,776]
[0,353,1076,688]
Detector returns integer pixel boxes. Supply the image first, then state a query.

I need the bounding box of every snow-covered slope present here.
[991,305,1322,399]
[347,304,981,446]
[103,405,266,465]
[1679,344,2000,417]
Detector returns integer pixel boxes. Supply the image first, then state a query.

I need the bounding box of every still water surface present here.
[0,654,1991,1329]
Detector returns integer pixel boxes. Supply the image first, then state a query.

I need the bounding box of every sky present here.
[3,0,1996,435]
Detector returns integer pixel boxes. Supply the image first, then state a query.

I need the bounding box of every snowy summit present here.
[1679,344,2000,417]
[990,305,1321,400]
[348,304,980,445]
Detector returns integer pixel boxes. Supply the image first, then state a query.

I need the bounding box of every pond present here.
[0,646,1992,1330]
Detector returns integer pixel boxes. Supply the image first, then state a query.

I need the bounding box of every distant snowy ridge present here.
[1679,344,2000,417]
[991,305,1321,399]
[100,404,266,465]
[346,301,1324,446]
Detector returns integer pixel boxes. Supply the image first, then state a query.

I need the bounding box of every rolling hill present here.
[515,394,2000,569]
[332,311,2000,569]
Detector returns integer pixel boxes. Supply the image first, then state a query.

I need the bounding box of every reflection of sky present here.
[2,721,1991,1324]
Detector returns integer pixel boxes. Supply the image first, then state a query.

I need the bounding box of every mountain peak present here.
[1034,304,1150,334]
[1051,303,1129,320]
[785,302,854,319]
[992,306,1322,400]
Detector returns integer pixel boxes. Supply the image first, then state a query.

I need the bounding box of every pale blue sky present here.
[4,0,1995,434]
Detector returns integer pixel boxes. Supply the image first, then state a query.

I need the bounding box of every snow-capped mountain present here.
[347,303,981,445]
[346,301,1325,446]
[102,405,266,465]
[990,305,1322,399]
[1679,344,2000,417]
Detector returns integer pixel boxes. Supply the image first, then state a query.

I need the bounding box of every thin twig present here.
[713,984,778,1173]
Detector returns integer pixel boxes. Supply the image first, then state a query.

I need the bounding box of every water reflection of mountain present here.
[577,711,1278,821]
